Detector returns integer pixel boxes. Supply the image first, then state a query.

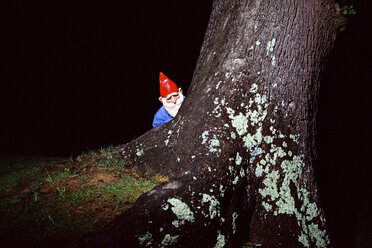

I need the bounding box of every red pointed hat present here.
[159,72,178,98]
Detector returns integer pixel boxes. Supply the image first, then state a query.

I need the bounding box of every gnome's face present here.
[160,89,184,117]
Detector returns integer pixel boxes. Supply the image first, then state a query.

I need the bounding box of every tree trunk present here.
[81,1,344,247]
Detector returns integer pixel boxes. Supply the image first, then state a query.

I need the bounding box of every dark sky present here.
[2,1,213,156]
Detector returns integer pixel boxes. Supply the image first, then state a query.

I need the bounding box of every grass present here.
[0,148,167,247]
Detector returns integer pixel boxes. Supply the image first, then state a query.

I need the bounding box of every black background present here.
[2,1,212,156]
[1,1,371,247]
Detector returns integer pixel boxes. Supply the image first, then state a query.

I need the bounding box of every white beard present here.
[162,92,184,117]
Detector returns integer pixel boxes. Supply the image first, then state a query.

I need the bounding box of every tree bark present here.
[81,1,345,247]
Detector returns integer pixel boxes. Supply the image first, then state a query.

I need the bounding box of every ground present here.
[1,148,371,248]
[0,148,167,248]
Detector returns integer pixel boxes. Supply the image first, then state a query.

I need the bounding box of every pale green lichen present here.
[202,131,222,154]
[161,234,179,247]
[231,131,236,139]
[167,198,195,222]
[228,166,235,174]
[269,125,277,135]
[250,83,258,93]
[255,164,264,177]
[259,151,329,247]
[305,202,319,221]
[266,38,276,55]
[214,231,226,248]
[240,167,245,178]
[216,81,222,89]
[202,194,220,219]
[235,152,242,165]
[274,156,305,215]
[262,201,272,211]
[201,131,210,144]
[226,92,268,151]
[264,135,274,144]
[209,135,221,153]
[136,149,144,157]
[164,130,173,146]
[162,204,169,211]
[243,126,263,148]
[229,111,249,136]
[298,232,310,248]
[232,176,239,185]
[254,93,267,105]
[308,223,329,247]
[237,94,329,247]
[289,134,300,144]
[259,170,280,201]
[271,145,287,158]
[137,231,152,247]
[171,220,179,227]
[219,185,226,197]
[250,147,263,163]
[232,212,238,234]
[271,56,276,66]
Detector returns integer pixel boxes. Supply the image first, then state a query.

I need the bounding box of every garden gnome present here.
[152,72,184,127]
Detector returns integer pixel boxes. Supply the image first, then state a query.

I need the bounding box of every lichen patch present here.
[166,198,195,223]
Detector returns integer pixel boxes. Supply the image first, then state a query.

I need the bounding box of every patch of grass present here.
[0,152,166,247]
[0,157,62,197]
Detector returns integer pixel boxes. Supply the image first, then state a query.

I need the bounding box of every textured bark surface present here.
[79,1,345,247]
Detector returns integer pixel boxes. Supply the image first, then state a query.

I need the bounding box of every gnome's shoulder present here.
[155,106,172,119]
[153,106,173,127]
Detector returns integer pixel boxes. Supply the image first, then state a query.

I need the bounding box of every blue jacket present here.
[152,106,173,127]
